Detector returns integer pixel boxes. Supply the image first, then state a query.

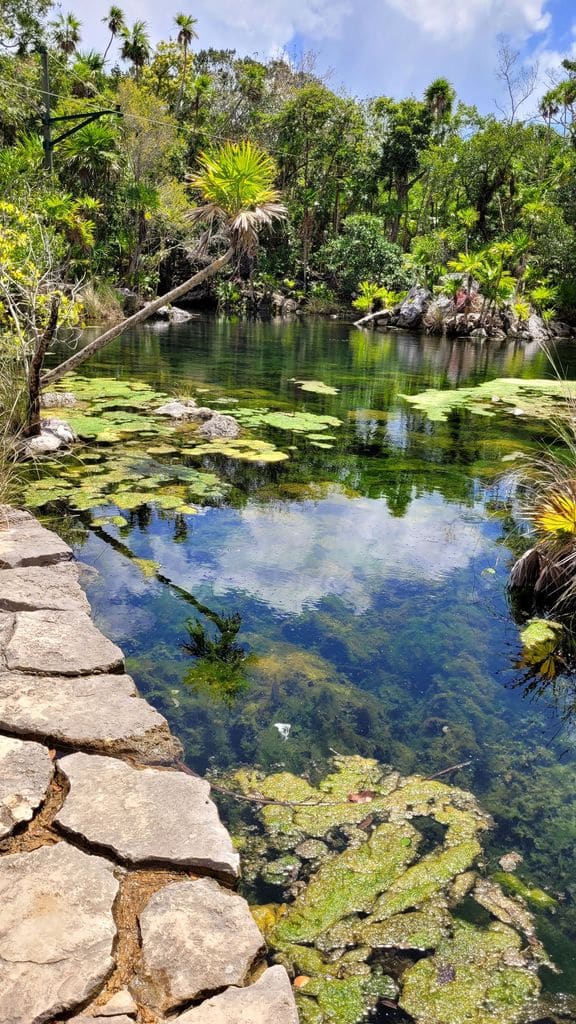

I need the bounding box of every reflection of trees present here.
[89,516,250,704]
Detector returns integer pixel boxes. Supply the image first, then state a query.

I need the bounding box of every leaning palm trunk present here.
[42,248,234,386]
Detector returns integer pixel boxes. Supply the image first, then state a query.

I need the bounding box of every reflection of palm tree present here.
[102,6,125,61]
[44,140,287,383]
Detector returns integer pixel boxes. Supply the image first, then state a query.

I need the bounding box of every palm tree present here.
[102,6,125,61]
[43,141,287,384]
[51,12,81,58]
[120,20,151,81]
[175,12,198,111]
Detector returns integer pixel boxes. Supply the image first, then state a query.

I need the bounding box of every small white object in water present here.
[274,723,291,741]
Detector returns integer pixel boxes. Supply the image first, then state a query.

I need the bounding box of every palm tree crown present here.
[120,20,151,79]
[51,12,81,57]
[175,12,198,49]
[102,6,125,59]
[188,140,287,251]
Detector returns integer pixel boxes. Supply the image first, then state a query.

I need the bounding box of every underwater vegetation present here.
[226,755,552,1024]
[183,612,251,705]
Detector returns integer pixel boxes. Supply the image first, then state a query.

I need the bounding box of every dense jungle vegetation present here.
[2,0,576,326]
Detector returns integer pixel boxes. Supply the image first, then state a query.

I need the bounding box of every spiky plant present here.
[187,140,287,254]
[509,416,576,613]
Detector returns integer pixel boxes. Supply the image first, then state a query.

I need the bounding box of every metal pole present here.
[40,47,53,173]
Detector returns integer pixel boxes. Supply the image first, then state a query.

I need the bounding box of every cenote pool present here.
[39,317,576,1003]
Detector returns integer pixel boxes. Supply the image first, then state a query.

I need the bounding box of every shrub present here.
[314,215,407,299]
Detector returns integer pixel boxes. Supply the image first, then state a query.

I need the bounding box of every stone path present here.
[0,507,299,1024]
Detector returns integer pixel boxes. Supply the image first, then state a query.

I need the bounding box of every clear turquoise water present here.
[47,318,576,991]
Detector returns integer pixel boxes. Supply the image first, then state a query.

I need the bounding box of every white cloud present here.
[378,0,549,41]
[148,491,490,616]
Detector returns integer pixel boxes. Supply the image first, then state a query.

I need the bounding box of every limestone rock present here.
[169,966,299,1024]
[397,287,432,328]
[198,413,240,440]
[0,563,90,613]
[0,672,180,763]
[0,735,54,838]
[95,990,137,1017]
[139,878,264,1009]
[0,842,119,1024]
[41,392,78,408]
[0,515,72,569]
[5,609,124,675]
[68,1017,134,1024]
[56,753,240,878]
[20,418,77,458]
[0,610,14,649]
[155,399,198,420]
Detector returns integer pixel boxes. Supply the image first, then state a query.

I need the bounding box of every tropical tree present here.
[121,20,151,80]
[43,141,287,383]
[102,6,125,61]
[175,12,198,111]
[51,12,81,58]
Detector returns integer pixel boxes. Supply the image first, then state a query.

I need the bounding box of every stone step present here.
[0,672,180,763]
[55,752,240,880]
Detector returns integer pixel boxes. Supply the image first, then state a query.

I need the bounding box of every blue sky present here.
[72,0,576,110]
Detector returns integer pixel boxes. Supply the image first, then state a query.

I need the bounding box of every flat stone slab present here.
[95,990,137,1016]
[0,514,72,569]
[139,878,264,1009]
[56,753,239,878]
[169,966,299,1024]
[0,563,90,613]
[0,672,180,763]
[5,610,124,676]
[0,735,54,839]
[0,842,119,1024]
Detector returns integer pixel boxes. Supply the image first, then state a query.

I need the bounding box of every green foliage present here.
[352,281,405,313]
[316,215,407,299]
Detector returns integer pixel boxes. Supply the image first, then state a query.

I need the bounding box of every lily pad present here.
[290,379,340,396]
[400,378,576,423]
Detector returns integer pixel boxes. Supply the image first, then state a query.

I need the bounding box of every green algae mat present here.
[400,378,576,422]
[228,755,552,1024]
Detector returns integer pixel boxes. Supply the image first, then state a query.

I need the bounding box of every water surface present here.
[46,318,576,990]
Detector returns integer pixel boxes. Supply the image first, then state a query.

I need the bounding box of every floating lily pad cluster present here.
[400,378,575,423]
[290,379,341,396]
[228,756,551,1024]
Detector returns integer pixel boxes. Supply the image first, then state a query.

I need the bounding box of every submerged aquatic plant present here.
[183,612,250,705]
[225,755,553,1024]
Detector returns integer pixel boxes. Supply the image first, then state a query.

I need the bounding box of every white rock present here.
[168,966,299,1024]
[0,843,119,1024]
[0,563,90,613]
[0,735,54,838]
[56,753,239,878]
[139,878,264,1010]
[0,672,179,763]
[5,609,124,675]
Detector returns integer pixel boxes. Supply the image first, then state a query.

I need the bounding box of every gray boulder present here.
[397,287,432,328]
[155,399,198,420]
[5,608,125,675]
[198,413,241,440]
[20,417,77,458]
[0,735,54,839]
[41,392,77,409]
[526,313,550,344]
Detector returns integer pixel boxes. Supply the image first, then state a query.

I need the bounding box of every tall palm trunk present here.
[42,248,234,386]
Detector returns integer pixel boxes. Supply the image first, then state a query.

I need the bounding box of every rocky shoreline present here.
[354,285,576,343]
[0,505,299,1024]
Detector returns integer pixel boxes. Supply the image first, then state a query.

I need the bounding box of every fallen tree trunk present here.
[353,310,391,329]
[42,248,235,387]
